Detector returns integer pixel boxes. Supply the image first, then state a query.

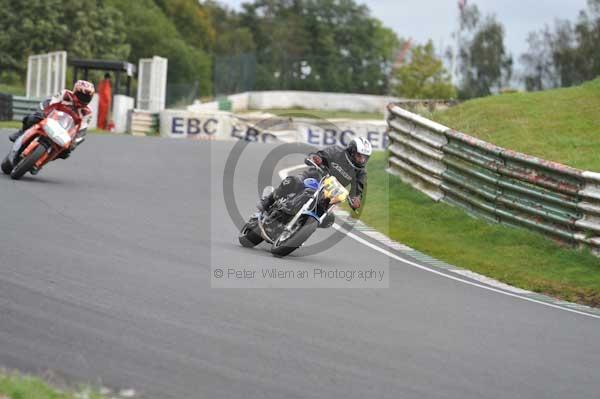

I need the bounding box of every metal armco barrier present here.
[12,96,40,121]
[387,104,600,255]
[0,93,13,121]
[128,110,158,136]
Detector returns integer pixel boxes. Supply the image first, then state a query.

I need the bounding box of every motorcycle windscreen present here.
[44,111,74,147]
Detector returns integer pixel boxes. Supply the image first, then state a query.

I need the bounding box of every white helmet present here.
[346,137,372,168]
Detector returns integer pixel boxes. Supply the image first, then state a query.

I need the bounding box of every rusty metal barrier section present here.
[12,96,40,122]
[386,104,600,255]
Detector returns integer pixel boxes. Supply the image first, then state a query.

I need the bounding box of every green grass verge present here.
[0,370,106,399]
[358,152,600,307]
[243,108,384,121]
[0,121,20,129]
[0,84,25,96]
[427,77,600,171]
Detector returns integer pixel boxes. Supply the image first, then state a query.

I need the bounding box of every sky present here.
[221,0,590,63]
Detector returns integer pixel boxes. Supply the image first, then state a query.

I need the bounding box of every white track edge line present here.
[333,224,600,320]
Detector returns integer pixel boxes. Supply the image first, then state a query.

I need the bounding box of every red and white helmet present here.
[73,80,95,106]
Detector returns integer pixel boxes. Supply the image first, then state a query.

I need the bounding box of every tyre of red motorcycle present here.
[10,144,47,180]
[1,155,12,175]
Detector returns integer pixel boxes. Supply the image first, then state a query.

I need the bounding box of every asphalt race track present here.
[0,133,599,399]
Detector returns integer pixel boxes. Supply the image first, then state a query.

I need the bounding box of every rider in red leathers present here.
[9,80,95,159]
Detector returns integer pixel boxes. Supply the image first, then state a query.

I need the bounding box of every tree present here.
[549,20,579,87]
[392,41,456,99]
[571,1,600,83]
[153,0,216,52]
[0,0,129,77]
[0,0,403,96]
[237,0,400,94]
[454,2,512,98]
[239,0,311,90]
[60,1,130,60]
[106,0,212,94]
[520,0,600,90]
[203,1,256,56]
[519,29,558,91]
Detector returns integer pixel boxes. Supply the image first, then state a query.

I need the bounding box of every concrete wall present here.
[187,91,457,115]
[113,95,135,133]
[188,91,400,114]
[246,91,399,114]
[87,94,99,129]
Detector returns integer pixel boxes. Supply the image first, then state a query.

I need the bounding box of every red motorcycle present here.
[2,105,84,180]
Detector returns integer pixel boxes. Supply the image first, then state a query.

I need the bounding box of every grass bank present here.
[367,79,600,306]
[0,370,106,399]
[427,77,600,171]
[360,152,600,306]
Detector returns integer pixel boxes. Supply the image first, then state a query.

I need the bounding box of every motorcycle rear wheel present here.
[271,217,318,257]
[1,155,12,175]
[10,144,46,180]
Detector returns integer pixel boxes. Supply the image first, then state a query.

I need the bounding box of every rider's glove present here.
[349,196,361,210]
[310,155,323,166]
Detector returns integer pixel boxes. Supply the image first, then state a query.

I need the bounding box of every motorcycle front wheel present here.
[271,217,318,257]
[10,144,46,180]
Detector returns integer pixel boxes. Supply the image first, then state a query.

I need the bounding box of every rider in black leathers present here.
[259,137,372,226]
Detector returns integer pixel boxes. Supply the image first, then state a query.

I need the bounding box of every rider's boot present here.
[58,149,71,160]
[257,186,275,212]
[9,130,23,143]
